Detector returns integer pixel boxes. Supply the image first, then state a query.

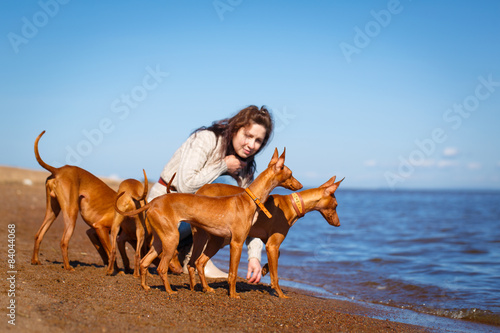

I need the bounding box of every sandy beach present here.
[0,166,454,332]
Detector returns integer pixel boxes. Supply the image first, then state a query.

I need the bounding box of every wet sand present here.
[0,166,439,332]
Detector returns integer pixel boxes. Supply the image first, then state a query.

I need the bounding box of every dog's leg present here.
[139,242,159,291]
[188,227,208,291]
[105,213,124,275]
[168,250,182,274]
[93,224,114,268]
[266,234,287,298]
[195,235,225,293]
[138,225,169,291]
[157,245,177,295]
[134,237,161,277]
[60,207,79,271]
[133,216,146,278]
[117,233,134,274]
[228,239,245,298]
[32,185,60,265]
[148,215,179,295]
[86,228,109,265]
[193,253,211,292]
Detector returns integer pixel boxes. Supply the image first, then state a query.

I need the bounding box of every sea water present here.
[214,188,500,328]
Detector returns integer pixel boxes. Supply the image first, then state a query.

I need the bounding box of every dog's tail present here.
[34,131,57,174]
[166,172,176,194]
[137,169,149,202]
[115,192,151,217]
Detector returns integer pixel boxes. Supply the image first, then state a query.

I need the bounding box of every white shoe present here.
[183,257,228,278]
[203,259,228,279]
[181,244,228,278]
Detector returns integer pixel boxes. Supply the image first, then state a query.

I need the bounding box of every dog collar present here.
[289,192,305,218]
[245,188,272,218]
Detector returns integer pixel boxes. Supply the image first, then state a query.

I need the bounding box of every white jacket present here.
[148,130,263,262]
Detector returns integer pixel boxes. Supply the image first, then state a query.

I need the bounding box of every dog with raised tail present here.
[106,171,182,276]
[115,148,302,298]
[31,131,182,275]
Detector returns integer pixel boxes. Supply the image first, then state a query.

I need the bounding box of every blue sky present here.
[1,0,499,190]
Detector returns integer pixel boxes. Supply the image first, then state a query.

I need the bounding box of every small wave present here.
[427,307,500,327]
[368,298,500,327]
[269,273,500,327]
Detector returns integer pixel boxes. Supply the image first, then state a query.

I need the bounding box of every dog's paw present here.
[203,287,215,293]
[261,263,269,276]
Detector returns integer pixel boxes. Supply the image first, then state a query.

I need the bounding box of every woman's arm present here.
[246,237,263,283]
[176,131,229,194]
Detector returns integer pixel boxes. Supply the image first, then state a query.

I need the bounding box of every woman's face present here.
[232,123,267,159]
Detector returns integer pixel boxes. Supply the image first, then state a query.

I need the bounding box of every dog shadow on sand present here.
[48,260,106,269]
[149,278,279,297]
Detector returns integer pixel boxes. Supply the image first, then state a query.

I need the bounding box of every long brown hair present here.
[195,105,273,185]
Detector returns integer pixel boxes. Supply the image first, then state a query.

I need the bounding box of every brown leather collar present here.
[245,188,272,218]
[158,177,168,187]
[289,192,305,218]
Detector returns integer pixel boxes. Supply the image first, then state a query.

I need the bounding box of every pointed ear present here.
[268,148,279,167]
[320,176,337,188]
[275,148,285,170]
[324,183,339,196]
[324,177,344,196]
[280,147,286,160]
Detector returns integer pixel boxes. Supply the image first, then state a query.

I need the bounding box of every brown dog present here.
[193,176,344,298]
[107,172,182,276]
[32,131,121,270]
[107,177,149,276]
[115,148,302,298]
[31,131,181,274]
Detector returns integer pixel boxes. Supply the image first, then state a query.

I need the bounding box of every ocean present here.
[213,188,500,330]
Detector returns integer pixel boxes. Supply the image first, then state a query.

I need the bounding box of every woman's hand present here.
[225,155,247,177]
[246,258,262,283]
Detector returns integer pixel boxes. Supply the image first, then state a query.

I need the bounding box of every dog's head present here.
[316,176,344,227]
[267,148,303,191]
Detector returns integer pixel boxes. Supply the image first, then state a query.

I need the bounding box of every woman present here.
[148,105,273,282]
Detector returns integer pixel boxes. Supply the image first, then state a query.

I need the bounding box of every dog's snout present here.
[292,179,303,191]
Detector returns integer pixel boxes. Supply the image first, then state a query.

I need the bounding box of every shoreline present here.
[1,165,498,332]
[253,277,499,333]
